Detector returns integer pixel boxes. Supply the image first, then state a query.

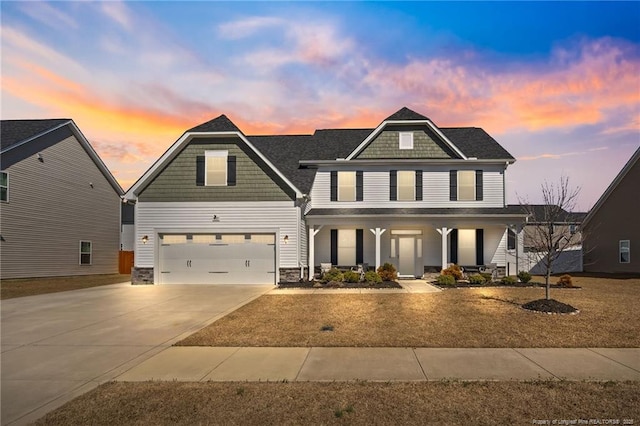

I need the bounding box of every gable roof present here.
[0,119,123,195]
[509,204,586,224]
[1,119,71,151]
[187,114,242,133]
[385,107,430,121]
[582,146,640,227]
[125,116,303,199]
[440,128,514,160]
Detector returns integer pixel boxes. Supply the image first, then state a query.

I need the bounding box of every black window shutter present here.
[390,170,397,201]
[356,171,363,201]
[450,229,458,264]
[449,170,457,201]
[415,170,423,201]
[476,229,484,265]
[330,171,338,201]
[507,229,516,250]
[475,170,483,201]
[196,156,205,186]
[227,156,237,186]
[356,229,363,264]
[331,229,338,265]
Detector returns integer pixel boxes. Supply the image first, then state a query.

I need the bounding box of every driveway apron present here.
[0,282,271,426]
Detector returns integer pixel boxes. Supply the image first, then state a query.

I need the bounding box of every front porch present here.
[305,210,528,280]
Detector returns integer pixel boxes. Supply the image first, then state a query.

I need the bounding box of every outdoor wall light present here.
[141,235,149,244]
[283,235,289,244]
[37,153,44,162]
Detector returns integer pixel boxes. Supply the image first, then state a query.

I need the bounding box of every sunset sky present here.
[1,1,639,211]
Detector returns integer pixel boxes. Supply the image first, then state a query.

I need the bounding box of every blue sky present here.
[2,1,639,210]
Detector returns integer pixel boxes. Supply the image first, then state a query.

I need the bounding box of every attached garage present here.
[158,233,276,284]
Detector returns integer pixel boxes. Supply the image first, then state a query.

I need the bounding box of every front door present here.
[398,237,415,277]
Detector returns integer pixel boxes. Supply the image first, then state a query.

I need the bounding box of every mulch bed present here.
[522,298,579,314]
[435,282,581,289]
[277,280,402,289]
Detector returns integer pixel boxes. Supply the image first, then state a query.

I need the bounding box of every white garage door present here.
[159,233,276,284]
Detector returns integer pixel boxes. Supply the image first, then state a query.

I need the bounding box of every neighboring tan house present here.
[511,204,587,274]
[124,107,528,284]
[0,119,123,279]
[583,147,640,274]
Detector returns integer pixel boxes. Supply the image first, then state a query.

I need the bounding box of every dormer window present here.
[399,132,413,150]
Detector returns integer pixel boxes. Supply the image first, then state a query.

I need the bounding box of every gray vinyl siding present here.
[134,201,300,270]
[0,135,120,279]
[138,139,293,202]
[310,165,505,209]
[356,129,455,159]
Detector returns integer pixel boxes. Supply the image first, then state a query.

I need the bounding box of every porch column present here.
[308,226,323,280]
[369,228,387,270]
[436,227,452,271]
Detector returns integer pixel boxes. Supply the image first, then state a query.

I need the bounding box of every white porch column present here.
[369,228,387,270]
[308,226,323,280]
[436,227,452,271]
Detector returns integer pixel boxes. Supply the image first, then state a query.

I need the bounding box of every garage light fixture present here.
[141,235,149,244]
[283,235,289,244]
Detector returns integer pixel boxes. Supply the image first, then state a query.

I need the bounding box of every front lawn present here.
[177,276,640,347]
[0,274,131,299]
[35,381,640,425]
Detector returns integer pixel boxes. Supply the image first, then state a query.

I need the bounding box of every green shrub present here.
[343,270,360,283]
[322,268,343,283]
[364,271,382,284]
[437,274,456,286]
[469,274,486,284]
[558,274,573,287]
[377,263,398,281]
[517,271,532,283]
[480,272,493,282]
[442,264,464,281]
[501,275,517,285]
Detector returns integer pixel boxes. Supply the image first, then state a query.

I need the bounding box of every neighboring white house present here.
[0,119,123,279]
[124,108,528,284]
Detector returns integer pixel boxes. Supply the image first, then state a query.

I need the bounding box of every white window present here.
[399,132,413,150]
[458,229,476,265]
[390,237,397,258]
[458,170,475,201]
[620,240,630,263]
[338,229,356,265]
[338,171,356,202]
[0,171,7,202]
[79,241,92,265]
[397,171,415,201]
[205,151,227,186]
[192,235,216,244]
[163,235,187,244]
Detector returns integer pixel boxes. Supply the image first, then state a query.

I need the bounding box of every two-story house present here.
[124,108,527,284]
[0,119,123,279]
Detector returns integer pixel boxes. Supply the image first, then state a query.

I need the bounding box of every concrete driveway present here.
[0,282,272,425]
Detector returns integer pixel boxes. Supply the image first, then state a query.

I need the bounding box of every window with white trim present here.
[458,170,475,201]
[79,241,92,265]
[620,240,630,263]
[338,171,356,202]
[0,172,7,202]
[397,170,415,201]
[399,132,413,150]
[205,151,227,186]
[338,229,356,265]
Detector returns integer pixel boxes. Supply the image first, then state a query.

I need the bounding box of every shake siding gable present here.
[138,139,293,202]
[0,134,120,279]
[356,127,456,159]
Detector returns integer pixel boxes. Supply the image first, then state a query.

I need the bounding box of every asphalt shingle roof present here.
[1,119,70,151]
[385,107,430,121]
[508,204,587,223]
[440,128,514,160]
[187,114,241,133]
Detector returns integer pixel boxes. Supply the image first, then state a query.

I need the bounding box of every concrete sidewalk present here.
[116,347,640,382]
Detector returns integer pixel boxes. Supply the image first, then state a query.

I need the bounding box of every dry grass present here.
[36,381,640,426]
[0,274,130,299]
[178,276,640,347]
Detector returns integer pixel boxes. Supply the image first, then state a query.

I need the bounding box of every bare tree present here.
[519,176,581,300]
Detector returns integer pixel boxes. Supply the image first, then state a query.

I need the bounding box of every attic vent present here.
[399,132,413,150]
